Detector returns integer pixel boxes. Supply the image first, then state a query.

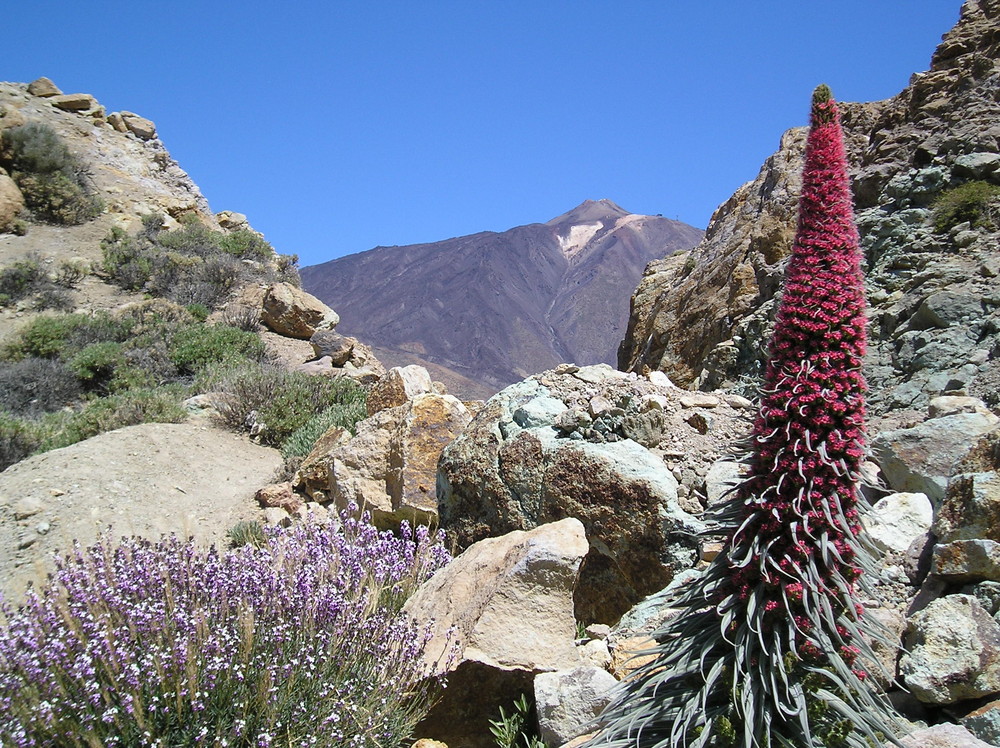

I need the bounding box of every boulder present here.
[962,699,1000,746]
[894,722,997,748]
[900,594,1000,704]
[216,210,248,229]
[534,667,618,746]
[120,111,157,140]
[27,77,61,97]
[872,412,999,504]
[0,173,25,231]
[932,539,1000,583]
[50,93,98,111]
[437,367,748,623]
[862,492,934,553]
[309,329,356,366]
[296,393,471,528]
[261,282,339,339]
[934,428,1000,544]
[404,519,587,748]
[367,365,435,415]
[106,111,127,133]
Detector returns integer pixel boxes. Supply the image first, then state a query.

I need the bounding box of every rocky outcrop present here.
[261,282,339,339]
[295,371,471,528]
[0,173,24,231]
[619,0,1000,417]
[437,364,751,623]
[404,518,587,748]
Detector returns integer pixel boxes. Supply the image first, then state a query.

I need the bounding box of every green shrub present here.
[206,362,366,448]
[185,302,210,321]
[99,226,153,290]
[2,313,90,360]
[227,519,266,548]
[932,180,1000,233]
[281,400,368,459]
[1,123,102,225]
[0,412,44,472]
[42,387,188,450]
[53,258,88,289]
[168,323,267,375]
[0,256,47,305]
[218,228,273,261]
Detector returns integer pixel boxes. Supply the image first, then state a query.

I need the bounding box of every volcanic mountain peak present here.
[545,198,631,227]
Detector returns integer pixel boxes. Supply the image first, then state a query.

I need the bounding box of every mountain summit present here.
[300,202,702,397]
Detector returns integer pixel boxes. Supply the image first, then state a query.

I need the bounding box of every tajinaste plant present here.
[588,86,902,748]
[0,507,451,747]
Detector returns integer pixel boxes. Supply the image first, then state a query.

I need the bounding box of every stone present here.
[910,291,983,329]
[254,482,302,514]
[577,639,611,669]
[935,472,1000,543]
[679,393,720,409]
[962,699,1000,746]
[534,667,619,746]
[862,492,933,552]
[894,722,996,748]
[120,111,156,140]
[0,173,25,232]
[608,636,658,680]
[404,519,587,748]
[704,459,743,505]
[872,413,999,504]
[50,93,98,111]
[932,539,1000,583]
[106,111,127,133]
[953,152,1000,180]
[0,102,26,130]
[298,393,471,528]
[367,365,435,415]
[584,624,611,640]
[12,497,44,520]
[27,77,61,97]
[410,741,448,748]
[262,506,291,527]
[216,210,248,229]
[309,329,356,366]
[900,594,1000,704]
[261,282,339,339]
[927,395,993,419]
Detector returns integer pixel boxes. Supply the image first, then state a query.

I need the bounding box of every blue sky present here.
[5,2,960,267]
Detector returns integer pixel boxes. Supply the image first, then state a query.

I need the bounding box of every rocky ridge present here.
[618,0,1000,424]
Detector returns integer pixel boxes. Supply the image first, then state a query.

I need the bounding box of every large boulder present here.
[0,173,24,231]
[26,77,61,97]
[261,282,339,339]
[934,428,1000,543]
[900,594,1000,705]
[296,392,471,528]
[120,111,157,140]
[872,409,999,505]
[404,518,587,748]
[862,492,933,553]
[49,93,98,111]
[367,364,435,415]
[437,364,749,623]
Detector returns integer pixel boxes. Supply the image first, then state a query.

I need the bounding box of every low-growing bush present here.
[222,303,262,332]
[2,313,90,360]
[205,362,367,450]
[0,412,45,472]
[0,509,452,746]
[281,400,369,459]
[168,323,267,375]
[0,256,47,305]
[1,123,102,225]
[932,179,1000,233]
[0,357,82,416]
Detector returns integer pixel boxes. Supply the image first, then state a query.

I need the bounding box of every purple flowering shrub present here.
[0,508,451,747]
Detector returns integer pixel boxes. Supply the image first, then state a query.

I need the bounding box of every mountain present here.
[300,200,703,397]
[619,0,1000,421]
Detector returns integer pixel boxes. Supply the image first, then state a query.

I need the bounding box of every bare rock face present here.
[619,1,1000,416]
[0,173,25,231]
[295,391,471,528]
[900,594,1000,705]
[437,364,751,623]
[403,518,587,748]
[261,282,339,339]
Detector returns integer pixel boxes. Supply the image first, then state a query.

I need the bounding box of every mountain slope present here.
[301,200,702,395]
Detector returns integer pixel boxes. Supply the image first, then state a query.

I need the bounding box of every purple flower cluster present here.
[0,507,451,747]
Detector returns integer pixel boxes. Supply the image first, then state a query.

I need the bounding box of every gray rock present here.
[933,539,1000,583]
[900,594,1000,704]
[872,412,999,504]
[309,329,355,365]
[403,519,586,748]
[534,667,618,746]
[962,698,1000,746]
[953,152,1000,180]
[894,722,997,748]
[935,472,1000,543]
[704,459,743,505]
[862,492,933,553]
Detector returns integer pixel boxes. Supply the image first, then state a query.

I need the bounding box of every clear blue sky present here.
[5,2,960,267]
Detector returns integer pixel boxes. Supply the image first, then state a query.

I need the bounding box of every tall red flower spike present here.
[588,86,902,748]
